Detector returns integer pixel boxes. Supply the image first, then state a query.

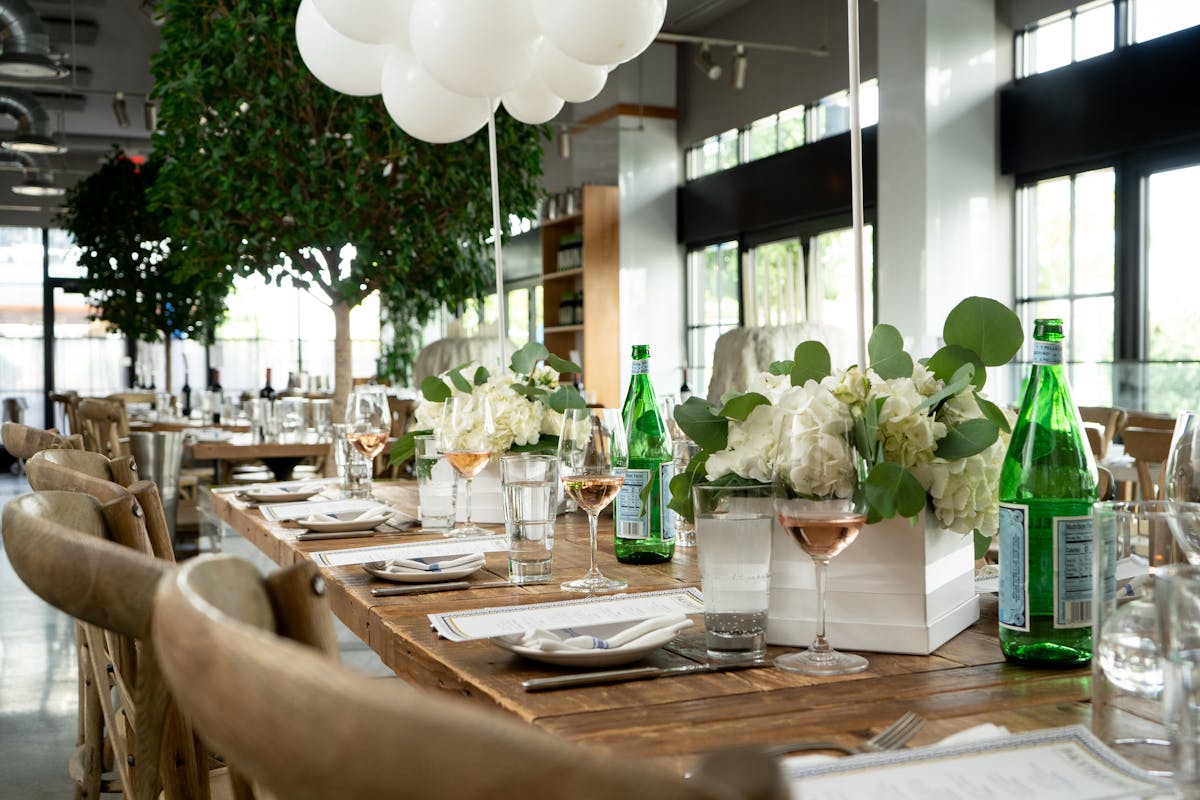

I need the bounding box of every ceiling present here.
[0,0,751,228]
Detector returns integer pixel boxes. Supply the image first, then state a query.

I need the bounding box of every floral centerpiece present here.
[668,296,1023,557]
[390,341,587,465]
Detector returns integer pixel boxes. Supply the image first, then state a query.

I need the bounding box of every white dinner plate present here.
[362,554,486,584]
[491,621,681,668]
[299,508,397,533]
[241,486,324,503]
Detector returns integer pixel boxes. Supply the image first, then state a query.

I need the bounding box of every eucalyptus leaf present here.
[768,360,794,376]
[420,376,452,403]
[973,530,994,560]
[544,385,587,412]
[943,297,1023,367]
[791,341,831,386]
[974,393,1011,434]
[511,341,549,375]
[675,397,729,453]
[719,392,770,422]
[915,363,975,414]
[865,462,926,523]
[447,368,473,394]
[667,452,710,523]
[868,324,914,379]
[935,418,1000,459]
[926,344,985,390]
[389,428,432,466]
[510,383,547,400]
[546,353,583,375]
[473,366,489,386]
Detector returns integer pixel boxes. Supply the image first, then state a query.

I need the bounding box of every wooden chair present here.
[1079,406,1126,460]
[379,396,416,478]
[78,397,131,458]
[1120,411,1176,433]
[151,554,783,800]
[1,420,83,460]
[51,391,83,437]
[1122,426,1174,500]
[1097,465,1115,502]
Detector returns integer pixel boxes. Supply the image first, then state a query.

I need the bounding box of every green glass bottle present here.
[614,344,675,564]
[998,318,1097,667]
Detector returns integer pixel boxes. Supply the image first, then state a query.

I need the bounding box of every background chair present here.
[380,396,415,479]
[705,323,855,404]
[1078,406,1126,460]
[51,391,83,439]
[2,421,83,461]
[78,397,131,458]
[152,553,783,800]
[1122,426,1173,501]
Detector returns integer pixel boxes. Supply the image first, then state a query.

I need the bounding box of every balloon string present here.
[487,106,507,369]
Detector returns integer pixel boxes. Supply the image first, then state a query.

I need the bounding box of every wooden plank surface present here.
[209,481,1091,758]
[190,435,331,460]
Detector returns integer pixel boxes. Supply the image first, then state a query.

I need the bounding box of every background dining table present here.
[207,481,1102,767]
[190,433,331,482]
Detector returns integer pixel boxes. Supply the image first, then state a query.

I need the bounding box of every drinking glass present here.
[557,408,628,593]
[1167,411,1200,503]
[439,394,495,538]
[344,387,391,498]
[772,412,869,675]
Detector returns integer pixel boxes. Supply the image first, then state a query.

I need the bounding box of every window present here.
[1016,2,1115,78]
[1132,0,1200,43]
[685,241,740,395]
[0,227,47,427]
[1015,167,1116,403]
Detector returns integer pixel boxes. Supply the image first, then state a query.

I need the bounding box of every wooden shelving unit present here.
[539,184,619,408]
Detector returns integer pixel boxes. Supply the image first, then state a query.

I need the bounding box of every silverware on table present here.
[370,580,513,597]
[296,530,379,541]
[764,711,925,757]
[522,659,771,692]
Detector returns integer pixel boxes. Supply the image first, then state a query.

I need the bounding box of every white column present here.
[876,0,1013,353]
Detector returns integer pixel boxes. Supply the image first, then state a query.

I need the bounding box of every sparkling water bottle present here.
[614,344,674,564]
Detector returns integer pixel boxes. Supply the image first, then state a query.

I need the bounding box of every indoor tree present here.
[58,148,229,391]
[149,0,545,414]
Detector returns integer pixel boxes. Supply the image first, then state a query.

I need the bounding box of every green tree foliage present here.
[149,0,546,398]
[58,148,228,349]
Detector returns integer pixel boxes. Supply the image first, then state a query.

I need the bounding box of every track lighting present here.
[695,43,722,81]
[144,100,158,132]
[558,127,571,159]
[731,45,748,90]
[112,92,130,128]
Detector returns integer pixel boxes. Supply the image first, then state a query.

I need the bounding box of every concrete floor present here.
[0,473,394,797]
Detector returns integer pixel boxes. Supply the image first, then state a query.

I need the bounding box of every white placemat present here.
[309,534,510,568]
[260,498,383,522]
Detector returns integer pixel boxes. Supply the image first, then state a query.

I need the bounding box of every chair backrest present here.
[152,554,769,800]
[387,396,415,438]
[1097,465,1115,502]
[706,323,855,404]
[1122,426,1173,500]
[1079,406,1126,460]
[1121,411,1176,433]
[50,391,83,437]
[78,397,131,458]
[1,420,82,460]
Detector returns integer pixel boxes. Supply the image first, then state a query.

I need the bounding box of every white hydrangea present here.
[912,437,1006,535]
[414,363,559,453]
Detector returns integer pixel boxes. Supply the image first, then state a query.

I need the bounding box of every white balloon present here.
[533,0,666,66]
[311,0,413,46]
[381,47,491,143]
[295,0,390,96]
[501,75,564,125]
[410,0,539,99]
[534,41,606,104]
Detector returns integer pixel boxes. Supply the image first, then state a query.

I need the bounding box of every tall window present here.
[1015,168,1116,403]
[685,241,740,395]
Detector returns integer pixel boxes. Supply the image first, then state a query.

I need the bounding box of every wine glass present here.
[439,394,495,538]
[344,387,391,497]
[558,407,628,593]
[1165,411,1200,562]
[772,412,869,675]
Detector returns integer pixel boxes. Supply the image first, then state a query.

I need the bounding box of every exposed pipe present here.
[0,0,68,79]
[1,149,63,195]
[0,87,66,152]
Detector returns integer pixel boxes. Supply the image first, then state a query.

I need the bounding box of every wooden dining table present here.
[190,433,331,482]
[208,482,1095,766]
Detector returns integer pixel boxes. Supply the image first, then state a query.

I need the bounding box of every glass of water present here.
[691,483,774,660]
[415,435,457,533]
[500,454,557,584]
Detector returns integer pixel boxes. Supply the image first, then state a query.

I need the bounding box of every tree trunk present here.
[163,336,173,394]
[332,299,352,423]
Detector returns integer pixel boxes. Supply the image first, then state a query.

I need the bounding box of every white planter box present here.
[767,509,979,655]
[455,461,505,524]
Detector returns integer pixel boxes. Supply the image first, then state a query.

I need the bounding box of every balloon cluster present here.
[295,0,668,144]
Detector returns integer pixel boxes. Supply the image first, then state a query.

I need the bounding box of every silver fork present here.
[764,711,925,757]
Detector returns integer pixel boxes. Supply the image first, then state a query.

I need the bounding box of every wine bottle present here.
[998,318,1097,667]
[614,344,675,564]
[259,368,276,400]
[181,373,192,417]
[680,368,692,403]
[209,368,223,425]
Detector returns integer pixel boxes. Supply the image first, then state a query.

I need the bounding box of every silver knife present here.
[522,659,771,692]
[371,580,513,597]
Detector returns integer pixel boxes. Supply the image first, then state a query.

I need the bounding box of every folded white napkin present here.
[516,614,694,652]
[378,552,486,574]
[300,506,394,525]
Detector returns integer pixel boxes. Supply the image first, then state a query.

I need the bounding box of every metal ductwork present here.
[0,0,67,79]
[2,149,63,196]
[0,87,65,153]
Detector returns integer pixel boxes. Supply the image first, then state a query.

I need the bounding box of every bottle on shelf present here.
[998,318,1097,667]
[614,344,675,564]
[259,368,276,401]
[181,372,192,417]
[679,368,692,403]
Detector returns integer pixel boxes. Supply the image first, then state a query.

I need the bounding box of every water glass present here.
[332,423,355,497]
[1157,564,1200,790]
[500,454,557,584]
[665,439,701,547]
[415,435,457,532]
[692,483,774,660]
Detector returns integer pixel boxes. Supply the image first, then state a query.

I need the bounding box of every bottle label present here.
[1032,341,1063,365]
[998,503,1030,632]
[615,469,651,539]
[659,461,675,541]
[1053,515,1093,628]
[631,359,649,376]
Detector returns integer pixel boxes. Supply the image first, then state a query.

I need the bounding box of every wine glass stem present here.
[585,511,602,578]
[463,477,473,528]
[811,558,832,653]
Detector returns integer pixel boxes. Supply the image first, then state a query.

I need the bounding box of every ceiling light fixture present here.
[12,178,63,196]
[112,92,130,128]
[0,0,69,80]
[4,150,64,196]
[558,127,571,159]
[731,45,748,90]
[143,100,158,132]
[695,43,721,81]
[0,88,66,153]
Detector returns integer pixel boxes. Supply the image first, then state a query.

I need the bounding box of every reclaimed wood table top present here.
[208,482,1091,761]
[189,433,331,460]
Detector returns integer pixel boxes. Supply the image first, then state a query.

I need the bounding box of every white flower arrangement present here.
[669,297,1024,544]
